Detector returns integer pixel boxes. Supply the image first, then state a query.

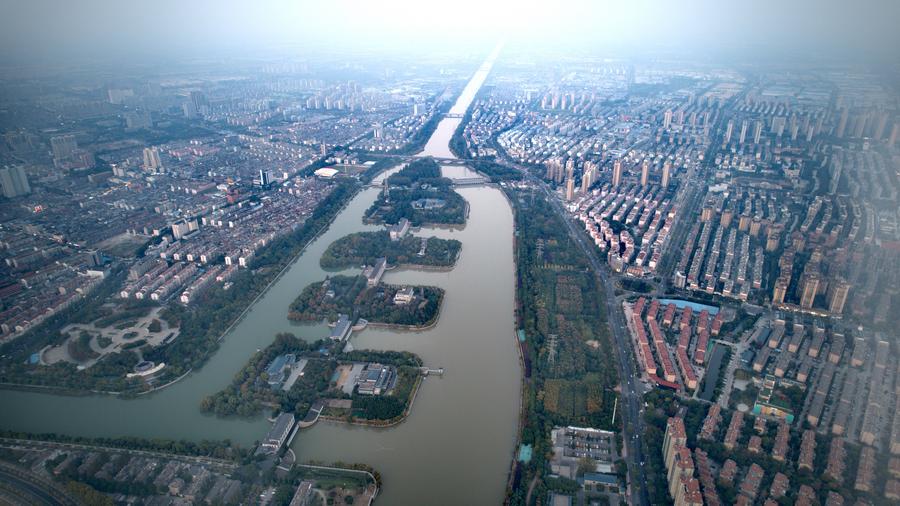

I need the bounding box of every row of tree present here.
[506,189,622,504]
[0,428,247,460]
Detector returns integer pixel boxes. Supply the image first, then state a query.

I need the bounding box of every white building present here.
[393,286,415,305]
[389,218,410,241]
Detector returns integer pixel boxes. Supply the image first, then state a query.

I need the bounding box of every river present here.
[0,46,519,505]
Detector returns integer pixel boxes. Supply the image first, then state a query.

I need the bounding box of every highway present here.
[497,155,651,506]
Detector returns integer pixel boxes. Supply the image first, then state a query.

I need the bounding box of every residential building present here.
[0,165,31,198]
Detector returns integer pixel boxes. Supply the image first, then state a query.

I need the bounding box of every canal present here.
[0,45,519,505]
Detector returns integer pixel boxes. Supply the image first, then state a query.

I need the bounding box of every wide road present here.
[496,155,650,506]
[540,180,650,506]
[489,82,748,505]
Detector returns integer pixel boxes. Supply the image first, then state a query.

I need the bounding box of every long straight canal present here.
[0,44,519,506]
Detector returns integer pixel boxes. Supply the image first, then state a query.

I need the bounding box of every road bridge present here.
[451,177,490,186]
[362,153,476,166]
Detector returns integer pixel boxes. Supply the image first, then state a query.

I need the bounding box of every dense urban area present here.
[0,8,899,505]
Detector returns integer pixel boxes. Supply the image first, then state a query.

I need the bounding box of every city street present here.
[499,155,651,506]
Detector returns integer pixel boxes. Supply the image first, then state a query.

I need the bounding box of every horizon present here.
[1,0,899,65]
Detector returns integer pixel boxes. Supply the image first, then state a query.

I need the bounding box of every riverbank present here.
[318,373,425,429]
[288,276,443,329]
[320,230,461,271]
[363,158,468,227]
[362,289,445,332]
[392,260,457,273]
[0,45,517,506]
[0,184,363,398]
[499,184,530,499]
[363,306,442,332]
[209,188,362,347]
[502,186,623,503]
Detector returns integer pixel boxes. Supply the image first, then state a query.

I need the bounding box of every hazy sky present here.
[1,0,899,63]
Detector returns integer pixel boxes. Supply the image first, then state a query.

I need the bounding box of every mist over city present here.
[0,1,897,505]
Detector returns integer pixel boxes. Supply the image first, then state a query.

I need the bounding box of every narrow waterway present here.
[0,45,518,505]
[294,42,519,505]
[292,184,520,505]
[418,43,501,159]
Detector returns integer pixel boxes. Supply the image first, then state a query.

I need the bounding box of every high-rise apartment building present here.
[190,91,208,112]
[836,107,849,138]
[142,147,162,172]
[612,159,622,187]
[51,134,78,161]
[581,171,592,194]
[663,417,687,470]
[772,116,786,137]
[0,165,30,198]
[772,278,789,304]
[800,272,820,308]
[827,280,850,314]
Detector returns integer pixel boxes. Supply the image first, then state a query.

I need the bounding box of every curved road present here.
[0,462,79,506]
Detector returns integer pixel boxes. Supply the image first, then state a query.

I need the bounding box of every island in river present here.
[201,332,423,427]
[364,158,467,227]
[288,275,443,329]
[320,230,461,270]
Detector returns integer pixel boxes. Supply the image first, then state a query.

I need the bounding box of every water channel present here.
[0,46,520,505]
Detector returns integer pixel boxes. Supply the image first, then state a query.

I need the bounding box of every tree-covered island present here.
[288,275,442,328]
[320,230,461,270]
[200,332,423,426]
[364,157,467,226]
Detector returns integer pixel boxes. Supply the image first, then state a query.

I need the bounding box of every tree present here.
[578,456,597,476]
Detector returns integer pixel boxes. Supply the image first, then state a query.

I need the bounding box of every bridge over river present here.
[363,153,474,166]
[0,41,513,506]
[364,154,491,185]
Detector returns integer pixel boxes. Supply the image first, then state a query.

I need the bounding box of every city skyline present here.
[0,1,898,505]
[2,0,900,64]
